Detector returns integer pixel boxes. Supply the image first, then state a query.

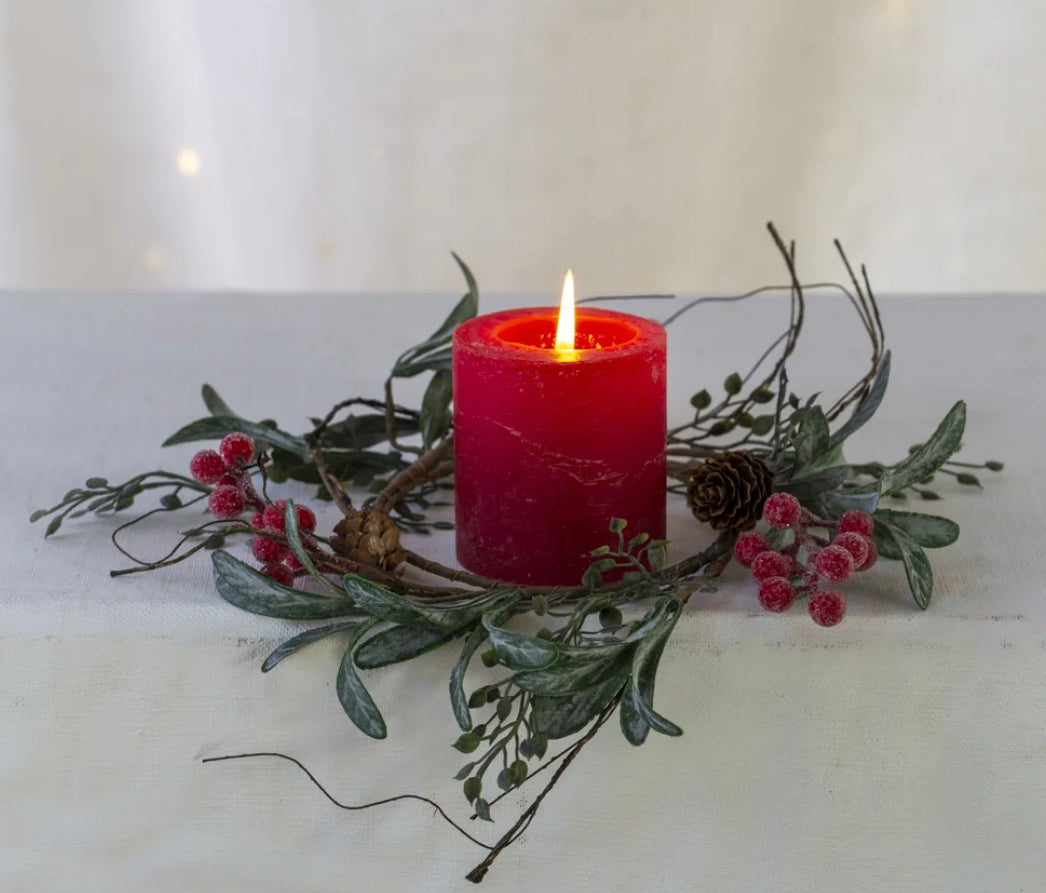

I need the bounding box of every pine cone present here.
[686,451,774,532]
[330,509,405,571]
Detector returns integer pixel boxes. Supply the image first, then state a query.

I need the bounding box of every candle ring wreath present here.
[33,223,1000,882]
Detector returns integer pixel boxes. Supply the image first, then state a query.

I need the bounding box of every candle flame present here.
[555,269,576,351]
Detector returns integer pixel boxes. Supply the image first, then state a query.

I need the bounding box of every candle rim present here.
[453,306,665,363]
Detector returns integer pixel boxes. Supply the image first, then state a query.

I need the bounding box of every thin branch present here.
[465,698,620,883]
[201,752,492,851]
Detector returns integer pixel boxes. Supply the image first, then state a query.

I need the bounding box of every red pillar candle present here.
[452,295,667,586]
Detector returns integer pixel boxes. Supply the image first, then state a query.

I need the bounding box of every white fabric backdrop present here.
[2,0,1046,295]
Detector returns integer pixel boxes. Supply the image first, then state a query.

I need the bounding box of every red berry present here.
[856,539,878,572]
[814,545,855,583]
[189,449,227,485]
[216,472,243,490]
[734,531,770,567]
[208,484,245,519]
[837,510,874,538]
[249,511,265,529]
[262,500,287,533]
[751,550,793,582]
[808,588,847,627]
[252,535,289,564]
[758,576,795,613]
[219,432,256,467]
[833,532,870,568]
[285,553,304,572]
[260,563,294,586]
[763,493,802,529]
[295,504,317,533]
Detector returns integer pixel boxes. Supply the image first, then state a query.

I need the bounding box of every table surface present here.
[2,290,1044,892]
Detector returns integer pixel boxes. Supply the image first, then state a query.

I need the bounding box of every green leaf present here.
[474,798,493,822]
[876,523,934,610]
[531,653,631,739]
[690,389,712,410]
[514,644,634,696]
[599,606,623,629]
[283,500,342,596]
[261,621,356,672]
[450,626,487,731]
[622,598,683,744]
[873,510,960,550]
[342,574,436,625]
[45,515,62,537]
[463,777,481,802]
[619,681,650,746]
[829,351,891,447]
[880,401,966,496]
[454,732,481,754]
[581,566,603,590]
[750,387,775,404]
[777,466,848,506]
[723,372,743,395]
[627,679,683,737]
[163,415,308,461]
[319,413,420,451]
[336,626,387,739]
[794,406,830,470]
[212,551,358,619]
[822,489,881,516]
[750,415,775,436]
[419,369,453,448]
[84,476,109,489]
[390,254,479,378]
[29,508,48,523]
[354,623,460,669]
[201,383,236,418]
[159,493,182,510]
[482,614,558,670]
[510,759,528,786]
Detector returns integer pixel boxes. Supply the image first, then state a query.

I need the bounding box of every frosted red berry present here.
[751,550,793,582]
[252,535,289,564]
[285,553,304,572]
[216,472,243,491]
[734,531,770,567]
[208,484,246,519]
[260,562,294,586]
[837,510,874,538]
[219,432,256,467]
[294,504,317,533]
[814,544,855,583]
[763,492,802,530]
[262,500,288,533]
[856,539,878,572]
[189,449,227,485]
[758,577,795,613]
[833,531,870,568]
[808,588,847,627]
[249,511,265,529]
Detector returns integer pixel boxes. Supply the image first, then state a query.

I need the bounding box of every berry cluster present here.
[734,493,877,627]
[189,432,318,586]
[189,432,263,519]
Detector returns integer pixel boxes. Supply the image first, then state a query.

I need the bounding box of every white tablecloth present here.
[2,291,1043,892]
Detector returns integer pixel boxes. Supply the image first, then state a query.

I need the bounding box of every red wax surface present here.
[452,306,667,585]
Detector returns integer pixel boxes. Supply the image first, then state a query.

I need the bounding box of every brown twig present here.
[465,697,621,883]
[371,439,454,516]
